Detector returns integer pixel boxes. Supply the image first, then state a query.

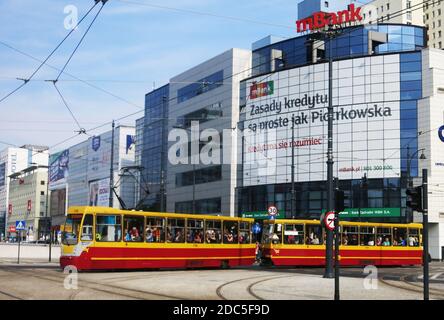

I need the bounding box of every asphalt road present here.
[0,259,443,300]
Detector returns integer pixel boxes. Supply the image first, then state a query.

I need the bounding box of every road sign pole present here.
[17,230,21,265]
[334,211,340,300]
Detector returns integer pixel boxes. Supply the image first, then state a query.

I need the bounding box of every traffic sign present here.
[15,220,26,231]
[252,223,262,234]
[268,206,278,216]
[9,226,16,233]
[324,212,335,231]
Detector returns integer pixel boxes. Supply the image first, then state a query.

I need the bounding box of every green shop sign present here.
[338,208,401,218]
[241,211,284,220]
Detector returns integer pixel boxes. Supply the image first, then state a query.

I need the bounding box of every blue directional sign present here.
[15,220,26,231]
[252,223,262,234]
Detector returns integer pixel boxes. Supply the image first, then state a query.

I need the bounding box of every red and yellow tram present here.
[261,219,423,266]
[60,207,255,271]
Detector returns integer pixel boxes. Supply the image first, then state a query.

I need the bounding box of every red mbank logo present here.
[296,4,363,33]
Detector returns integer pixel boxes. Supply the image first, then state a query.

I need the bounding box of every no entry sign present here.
[324,211,335,231]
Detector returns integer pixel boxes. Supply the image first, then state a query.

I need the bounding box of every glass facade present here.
[176,166,222,187]
[252,24,425,76]
[175,197,222,215]
[177,70,224,103]
[239,26,425,223]
[140,85,169,211]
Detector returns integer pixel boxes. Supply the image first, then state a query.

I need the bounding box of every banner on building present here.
[126,135,135,154]
[242,55,402,187]
[89,178,110,207]
[49,150,69,188]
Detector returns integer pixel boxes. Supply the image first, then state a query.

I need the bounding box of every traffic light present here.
[406,186,423,212]
[335,189,345,213]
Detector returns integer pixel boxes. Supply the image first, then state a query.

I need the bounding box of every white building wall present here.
[361,0,424,26]
[0,148,32,236]
[417,48,444,260]
[166,48,251,217]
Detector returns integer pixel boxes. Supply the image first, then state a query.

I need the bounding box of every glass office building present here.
[139,85,169,211]
[238,24,426,224]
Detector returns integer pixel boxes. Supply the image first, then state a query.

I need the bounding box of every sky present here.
[0,0,346,153]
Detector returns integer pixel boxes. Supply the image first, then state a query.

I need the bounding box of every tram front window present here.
[62,214,82,245]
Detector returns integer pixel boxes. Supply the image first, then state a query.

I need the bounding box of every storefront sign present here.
[241,211,284,220]
[296,4,363,33]
[321,208,401,218]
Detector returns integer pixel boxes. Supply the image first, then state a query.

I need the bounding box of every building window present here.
[324,1,328,8]
[176,102,223,128]
[440,42,442,49]
[175,197,221,215]
[176,166,222,187]
[177,70,224,104]
[40,191,45,196]
[40,181,45,185]
[387,3,390,10]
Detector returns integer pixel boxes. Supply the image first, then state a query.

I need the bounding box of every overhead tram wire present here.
[116,0,294,31]
[22,1,432,155]
[46,1,108,134]
[0,1,101,105]
[54,1,108,82]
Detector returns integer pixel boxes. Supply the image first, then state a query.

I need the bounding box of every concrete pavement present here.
[0,262,443,300]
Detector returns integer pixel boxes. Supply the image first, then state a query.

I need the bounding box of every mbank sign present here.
[296,4,363,33]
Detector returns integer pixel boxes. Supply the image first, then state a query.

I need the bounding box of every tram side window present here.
[360,227,376,246]
[96,215,122,242]
[376,227,392,246]
[393,227,407,246]
[408,228,420,247]
[342,226,359,246]
[81,214,94,241]
[306,225,323,245]
[239,222,251,244]
[284,224,304,245]
[187,219,204,243]
[223,221,239,244]
[146,217,165,243]
[167,218,185,243]
[262,223,271,244]
[123,216,144,242]
[205,220,222,244]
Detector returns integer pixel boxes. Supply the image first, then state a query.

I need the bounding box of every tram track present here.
[379,275,444,299]
[5,267,189,300]
[216,274,291,300]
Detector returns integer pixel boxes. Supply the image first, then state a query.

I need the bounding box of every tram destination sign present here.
[241,211,284,220]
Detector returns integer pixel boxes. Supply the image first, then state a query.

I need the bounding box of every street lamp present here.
[173,124,196,213]
[407,146,426,188]
[406,146,426,223]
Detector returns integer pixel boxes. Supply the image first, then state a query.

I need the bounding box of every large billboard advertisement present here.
[89,178,110,207]
[243,54,401,187]
[49,150,69,189]
[0,162,5,187]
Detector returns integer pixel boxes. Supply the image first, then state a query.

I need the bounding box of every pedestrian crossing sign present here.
[15,220,26,231]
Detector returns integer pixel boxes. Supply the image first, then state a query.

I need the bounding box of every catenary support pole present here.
[324,30,334,279]
[109,120,115,208]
